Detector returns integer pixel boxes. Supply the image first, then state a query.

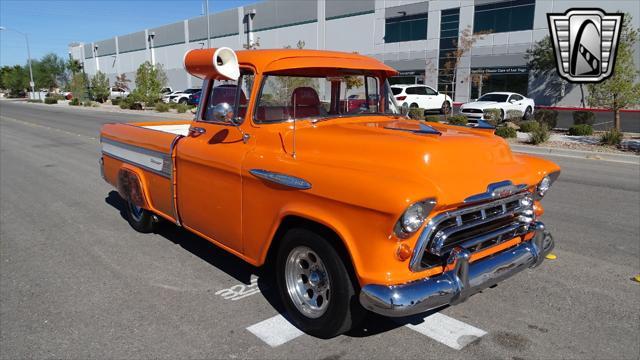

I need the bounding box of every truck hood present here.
[281,116,543,207]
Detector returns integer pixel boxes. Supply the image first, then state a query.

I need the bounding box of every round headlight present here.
[537,176,551,196]
[402,203,427,233]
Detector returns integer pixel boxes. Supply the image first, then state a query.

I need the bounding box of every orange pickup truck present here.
[100,48,560,338]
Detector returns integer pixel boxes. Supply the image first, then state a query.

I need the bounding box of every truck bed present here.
[100,120,191,223]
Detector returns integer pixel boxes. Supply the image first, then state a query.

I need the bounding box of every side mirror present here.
[401,102,409,116]
[211,102,234,123]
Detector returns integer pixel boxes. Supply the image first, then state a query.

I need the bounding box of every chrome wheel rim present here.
[442,102,450,113]
[285,246,330,318]
[129,202,144,222]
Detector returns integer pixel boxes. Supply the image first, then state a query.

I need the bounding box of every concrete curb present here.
[6,99,194,120]
[511,144,639,164]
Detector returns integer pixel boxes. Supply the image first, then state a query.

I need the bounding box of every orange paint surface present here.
[100,49,560,287]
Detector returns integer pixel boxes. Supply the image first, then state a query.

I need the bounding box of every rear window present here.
[391,87,403,95]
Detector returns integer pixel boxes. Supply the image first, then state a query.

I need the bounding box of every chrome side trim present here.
[249,169,312,190]
[464,180,528,204]
[100,137,172,178]
[360,221,553,317]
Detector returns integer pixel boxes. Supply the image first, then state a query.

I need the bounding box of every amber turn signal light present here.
[396,243,412,261]
[533,200,544,217]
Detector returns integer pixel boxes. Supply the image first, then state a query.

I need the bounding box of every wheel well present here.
[265,215,358,285]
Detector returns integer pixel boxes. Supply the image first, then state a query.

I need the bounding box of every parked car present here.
[109,87,129,99]
[460,92,535,121]
[100,48,560,339]
[163,88,200,104]
[187,90,201,106]
[391,84,452,114]
[161,87,173,95]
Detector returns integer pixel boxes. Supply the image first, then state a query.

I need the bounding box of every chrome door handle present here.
[189,127,206,137]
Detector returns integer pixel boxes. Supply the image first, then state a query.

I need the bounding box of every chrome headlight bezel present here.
[394,199,437,239]
[535,171,560,199]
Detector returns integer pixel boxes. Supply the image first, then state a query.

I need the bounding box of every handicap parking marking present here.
[404,312,487,350]
[246,314,304,347]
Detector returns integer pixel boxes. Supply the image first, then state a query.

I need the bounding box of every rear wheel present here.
[276,228,364,338]
[440,101,451,115]
[410,103,418,108]
[178,98,188,104]
[523,106,532,120]
[125,201,156,233]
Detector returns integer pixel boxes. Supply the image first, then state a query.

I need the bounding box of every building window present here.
[473,0,535,34]
[385,13,428,43]
[470,67,529,99]
[437,8,460,98]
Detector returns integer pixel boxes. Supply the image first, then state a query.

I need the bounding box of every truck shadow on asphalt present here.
[105,190,442,338]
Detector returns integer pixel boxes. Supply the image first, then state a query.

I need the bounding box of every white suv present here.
[391,85,452,114]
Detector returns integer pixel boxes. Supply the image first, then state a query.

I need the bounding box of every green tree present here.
[91,71,110,102]
[114,73,131,91]
[34,53,66,90]
[66,58,82,76]
[131,61,168,106]
[69,72,88,101]
[1,65,28,96]
[587,14,640,130]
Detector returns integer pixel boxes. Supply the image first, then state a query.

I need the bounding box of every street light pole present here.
[204,0,211,48]
[0,26,36,98]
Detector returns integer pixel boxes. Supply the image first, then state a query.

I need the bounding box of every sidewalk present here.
[2,98,194,120]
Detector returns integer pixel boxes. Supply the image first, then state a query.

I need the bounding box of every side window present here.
[408,86,428,95]
[202,70,254,123]
[509,94,522,102]
[424,87,438,95]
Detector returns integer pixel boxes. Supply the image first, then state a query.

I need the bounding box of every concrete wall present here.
[69,0,639,105]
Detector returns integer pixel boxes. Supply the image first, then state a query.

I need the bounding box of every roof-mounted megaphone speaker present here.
[183,47,240,80]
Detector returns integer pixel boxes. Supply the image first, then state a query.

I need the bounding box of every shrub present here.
[495,126,517,138]
[83,100,93,107]
[600,128,623,145]
[27,99,43,103]
[483,108,502,124]
[44,97,58,104]
[425,115,440,123]
[69,98,80,106]
[155,102,170,112]
[91,71,110,103]
[168,102,178,109]
[534,109,558,129]
[408,107,425,120]
[505,109,524,122]
[447,115,468,126]
[119,99,130,109]
[568,124,594,136]
[176,103,188,113]
[519,120,540,133]
[572,111,596,125]
[528,124,550,145]
[111,98,122,106]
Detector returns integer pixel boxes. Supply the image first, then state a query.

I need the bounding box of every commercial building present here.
[69,0,639,105]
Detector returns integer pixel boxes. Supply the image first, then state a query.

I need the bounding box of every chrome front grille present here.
[410,192,534,271]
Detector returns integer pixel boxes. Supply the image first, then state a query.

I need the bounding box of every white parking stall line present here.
[246,314,304,347]
[404,312,487,350]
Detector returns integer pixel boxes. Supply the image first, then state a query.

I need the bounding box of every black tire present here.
[178,98,188,104]
[523,106,532,120]
[500,109,505,122]
[125,200,156,233]
[440,101,451,115]
[276,228,364,338]
[410,103,419,108]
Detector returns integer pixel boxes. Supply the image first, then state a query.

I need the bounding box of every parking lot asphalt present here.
[1,101,639,359]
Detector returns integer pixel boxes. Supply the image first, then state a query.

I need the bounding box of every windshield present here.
[254,74,396,123]
[477,93,509,102]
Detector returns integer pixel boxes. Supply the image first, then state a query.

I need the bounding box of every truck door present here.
[175,71,254,253]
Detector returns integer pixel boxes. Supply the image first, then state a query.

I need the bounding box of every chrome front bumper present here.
[359,221,553,317]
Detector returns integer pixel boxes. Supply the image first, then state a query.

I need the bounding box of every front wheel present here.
[523,106,532,120]
[276,228,364,338]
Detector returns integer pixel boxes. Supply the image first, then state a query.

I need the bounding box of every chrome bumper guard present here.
[359,221,554,317]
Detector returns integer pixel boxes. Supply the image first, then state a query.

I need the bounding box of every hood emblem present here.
[464,180,528,204]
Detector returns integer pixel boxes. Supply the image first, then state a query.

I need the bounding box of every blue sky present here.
[0,0,256,67]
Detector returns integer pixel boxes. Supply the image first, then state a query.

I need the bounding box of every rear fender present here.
[116,165,150,209]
